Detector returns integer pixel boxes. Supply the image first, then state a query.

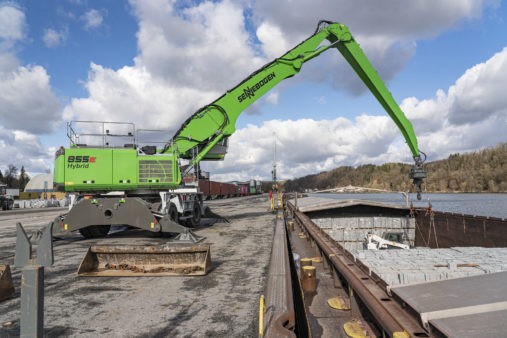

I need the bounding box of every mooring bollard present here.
[300,258,313,277]
[13,222,53,337]
[302,266,317,292]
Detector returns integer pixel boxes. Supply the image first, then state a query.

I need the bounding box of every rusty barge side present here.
[414,210,507,248]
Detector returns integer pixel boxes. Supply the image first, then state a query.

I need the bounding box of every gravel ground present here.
[0,194,275,337]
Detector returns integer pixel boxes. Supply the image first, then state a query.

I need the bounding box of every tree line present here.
[0,165,30,191]
[283,143,507,193]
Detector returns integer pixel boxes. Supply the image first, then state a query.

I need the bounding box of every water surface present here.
[308,193,507,219]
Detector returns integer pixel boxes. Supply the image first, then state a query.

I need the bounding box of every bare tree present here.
[4,165,18,188]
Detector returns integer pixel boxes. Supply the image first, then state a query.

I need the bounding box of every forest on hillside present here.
[283,143,507,193]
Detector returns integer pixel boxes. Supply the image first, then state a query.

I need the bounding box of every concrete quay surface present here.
[0,194,275,337]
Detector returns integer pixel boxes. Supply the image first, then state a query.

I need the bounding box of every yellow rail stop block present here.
[312,257,323,263]
[343,319,367,338]
[327,296,350,310]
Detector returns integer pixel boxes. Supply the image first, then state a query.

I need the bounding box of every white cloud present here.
[0,126,54,174]
[133,0,264,91]
[208,47,507,181]
[63,62,217,132]
[0,63,61,133]
[0,4,61,135]
[0,3,26,43]
[81,9,105,30]
[42,27,68,48]
[204,114,407,181]
[66,0,265,129]
[0,4,62,174]
[256,21,291,59]
[0,52,19,71]
[253,0,489,45]
[401,47,507,159]
[251,0,492,95]
[64,0,504,182]
[448,47,507,125]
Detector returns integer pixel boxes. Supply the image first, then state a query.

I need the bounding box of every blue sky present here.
[0,0,506,181]
[18,0,137,98]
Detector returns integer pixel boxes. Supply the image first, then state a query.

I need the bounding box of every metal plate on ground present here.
[77,243,211,276]
[429,309,507,338]
[391,271,507,334]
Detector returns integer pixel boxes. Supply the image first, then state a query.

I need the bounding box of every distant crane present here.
[271,132,278,191]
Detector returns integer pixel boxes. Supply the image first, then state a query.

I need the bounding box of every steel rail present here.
[287,202,428,337]
[262,212,296,338]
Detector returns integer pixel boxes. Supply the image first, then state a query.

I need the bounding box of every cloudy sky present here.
[0,0,505,182]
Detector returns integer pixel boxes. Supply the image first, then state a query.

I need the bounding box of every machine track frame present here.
[52,188,205,240]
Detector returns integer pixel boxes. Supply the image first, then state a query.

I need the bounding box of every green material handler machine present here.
[52,21,426,240]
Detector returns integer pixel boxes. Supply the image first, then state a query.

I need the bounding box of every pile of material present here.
[15,199,68,209]
[353,247,507,286]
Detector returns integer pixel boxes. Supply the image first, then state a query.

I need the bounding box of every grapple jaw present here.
[410,153,427,200]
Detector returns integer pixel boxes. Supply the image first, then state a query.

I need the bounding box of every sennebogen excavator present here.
[52,21,426,243]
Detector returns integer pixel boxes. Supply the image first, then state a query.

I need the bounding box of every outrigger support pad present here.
[173,230,205,244]
[13,222,54,337]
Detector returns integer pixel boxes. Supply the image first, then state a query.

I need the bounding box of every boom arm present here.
[165,21,426,195]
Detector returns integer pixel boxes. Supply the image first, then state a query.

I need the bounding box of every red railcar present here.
[220,182,238,197]
[209,181,221,197]
[198,180,210,195]
[198,180,243,199]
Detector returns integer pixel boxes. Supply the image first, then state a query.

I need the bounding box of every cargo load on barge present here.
[277,195,507,337]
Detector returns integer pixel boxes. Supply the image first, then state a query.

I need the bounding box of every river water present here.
[308,193,507,219]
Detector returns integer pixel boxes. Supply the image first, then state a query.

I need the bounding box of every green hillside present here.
[283,143,507,193]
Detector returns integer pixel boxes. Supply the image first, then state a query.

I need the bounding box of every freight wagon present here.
[197,179,263,199]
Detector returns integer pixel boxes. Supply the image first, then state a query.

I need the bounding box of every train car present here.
[255,181,263,194]
[239,184,249,195]
[209,181,221,199]
[249,179,256,194]
[198,179,257,199]
[198,180,210,196]
[219,183,235,198]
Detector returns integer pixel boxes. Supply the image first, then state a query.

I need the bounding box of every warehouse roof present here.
[25,173,53,192]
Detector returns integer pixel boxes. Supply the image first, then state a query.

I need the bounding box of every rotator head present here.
[409,152,427,200]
